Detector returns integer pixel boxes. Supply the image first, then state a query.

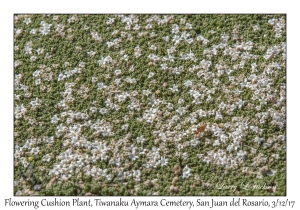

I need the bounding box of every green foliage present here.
[14,14,286,196]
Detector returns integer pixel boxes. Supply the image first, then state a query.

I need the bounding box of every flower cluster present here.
[14,14,286,196]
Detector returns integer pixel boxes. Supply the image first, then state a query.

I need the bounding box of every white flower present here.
[215,111,223,120]
[253,136,265,145]
[271,154,279,159]
[121,124,129,131]
[143,108,157,123]
[78,62,86,68]
[15,28,23,36]
[97,82,107,90]
[236,150,247,161]
[122,54,129,61]
[53,16,59,21]
[160,157,168,166]
[169,84,179,92]
[220,134,228,143]
[24,41,33,54]
[236,99,245,109]
[106,17,115,25]
[198,109,207,117]
[142,89,151,96]
[161,63,168,70]
[166,103,174,110]
[91,31,102,42]
[87,51,96,57]
[178,98,185,104]
[150,32,157,37]
[149,45,157,51]
[91,77,98,83]
[30,98,41,108]
[132,170,141,181]
[23,18,31,25]
[197,35,209,44]
[252,25,259,31]
[134,46,142,58]
[51,115,60,124]
[36,48,44,55]
[184,80,193,87]
[163,36,169,42]
[30,56,37,62]
[213,78,220,86]
[182,165,191,179]
[172,35,182,45]
[90,107,97,113]
[106,173,114,181]
[190,138,200,147]
[218,102,226,110]
[99,108,108,115]
[34,79,41,85]
[182,152,189,160]
[113,69,121,76]
[171,24,180,34]
[213,140,220,146]
[30,29,37,34]
[148,72,155,78]
[172,115,180,122]
[176,107,186,116]
[31,147,40,155]
[39,21,52,35]
[42,154,51,162]
[136,135,146,144]
[186,23,193,29]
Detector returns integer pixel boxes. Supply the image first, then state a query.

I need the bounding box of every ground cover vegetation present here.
[14,14,286,196]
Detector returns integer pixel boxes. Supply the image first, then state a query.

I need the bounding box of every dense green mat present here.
[14,14,286,196]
